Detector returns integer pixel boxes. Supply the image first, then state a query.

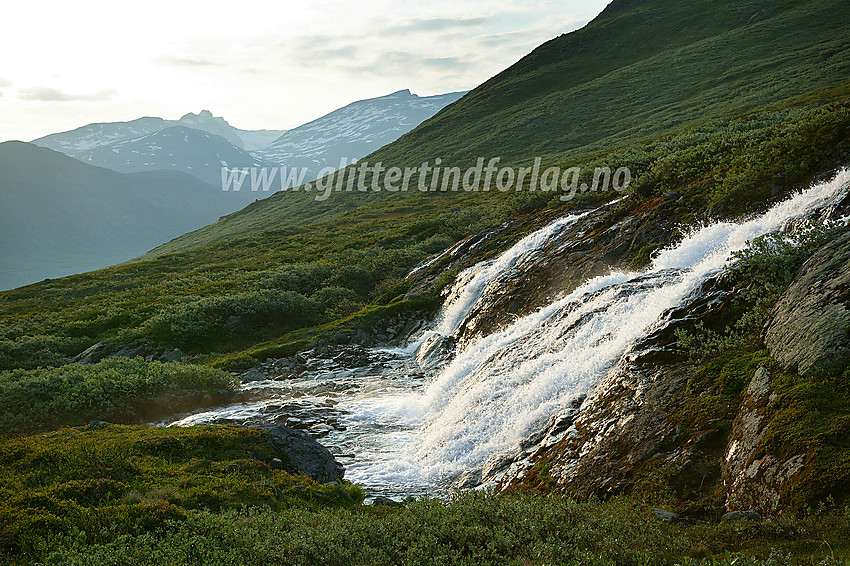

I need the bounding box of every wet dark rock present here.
[508,362,694,498]
[415,333,456,372]
[456,469,483,489]
[434,198,682,345]
[721,510,762,523]
[254,424,344,483]
[371,496,402,507]
[239,368,268,383]
[763,231,850,376]
[652,508,679,522]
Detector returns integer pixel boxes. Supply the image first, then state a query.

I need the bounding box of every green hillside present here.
[145,0,850,256]
[2,0,850,376]
[4,1,850,563]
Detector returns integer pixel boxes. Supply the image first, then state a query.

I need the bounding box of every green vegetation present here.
[0,358,237,436]
[1,93,849,378]
[0,425,363,563]
[1,424,847,564]
[676,223,850,359]
[657,222,850,517]
[1,1,849,563]
[9,487,850,564]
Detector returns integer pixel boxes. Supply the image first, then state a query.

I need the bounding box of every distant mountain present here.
[33,111,285,154]
[178,110,284,151]
[31,113,282,192]
[32,117,172,156]
[29,92,465,192]
[70,126,271,188]
[257,89,467,180]
[0,142,234,290]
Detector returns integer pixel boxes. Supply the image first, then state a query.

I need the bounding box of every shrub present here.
[0,358,237,435]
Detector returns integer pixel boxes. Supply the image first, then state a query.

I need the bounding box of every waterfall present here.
[435,210,591,336]
[402,170,850,483]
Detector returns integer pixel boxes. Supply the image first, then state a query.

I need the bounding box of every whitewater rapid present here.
[346,169,850,488]
[167,170,849,497]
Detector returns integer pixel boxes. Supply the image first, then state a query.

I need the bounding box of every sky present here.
[0,0,609,142]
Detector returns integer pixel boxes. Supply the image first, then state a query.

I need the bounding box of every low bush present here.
[0,358,237,436]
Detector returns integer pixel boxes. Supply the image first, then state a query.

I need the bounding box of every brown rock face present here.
[721,367,806,514]
[763,231,850,376]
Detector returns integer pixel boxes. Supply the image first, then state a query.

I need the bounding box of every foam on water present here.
[349,170,850,487]
[435,211,590,336]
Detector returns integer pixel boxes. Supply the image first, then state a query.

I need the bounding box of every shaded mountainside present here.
[144,0,850,257]
[0,142,233,290]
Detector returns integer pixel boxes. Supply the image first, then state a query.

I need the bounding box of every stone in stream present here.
[415,333,456,372]
[254,424,345,483]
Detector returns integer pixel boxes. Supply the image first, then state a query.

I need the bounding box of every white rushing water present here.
[168,171,849,497]
[435,210,590,336]
[347,169,850,487]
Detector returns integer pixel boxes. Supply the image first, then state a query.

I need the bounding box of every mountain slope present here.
[72,126,270,188]
[0,142,233,290]
[146,0,850,257]
[375,0,850,163]
[257,89,467,178]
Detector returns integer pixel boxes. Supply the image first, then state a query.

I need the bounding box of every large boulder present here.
[254,424,344,483]
[763,231,850,376]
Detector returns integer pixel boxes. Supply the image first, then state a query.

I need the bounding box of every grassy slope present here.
[2,88,848,373]
[145,0,850,255]
[1,2,850,563]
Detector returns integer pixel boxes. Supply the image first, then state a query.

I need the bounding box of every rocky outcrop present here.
[456,197,679,345]
[501,361,699,499]
[721,367,807,514]
[497,226,850,515]
[414,333,456,372]
[254,424,345,483]
[763,231,850,376]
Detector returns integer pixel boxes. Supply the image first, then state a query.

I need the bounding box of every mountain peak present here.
[383,89,413,98]
[180,110,226,125]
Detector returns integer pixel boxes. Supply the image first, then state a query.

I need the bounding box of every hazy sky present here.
[1,1,608,141]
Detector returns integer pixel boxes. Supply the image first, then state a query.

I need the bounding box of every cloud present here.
[384,17,488,34]
[473,28,544,48]
[156,56,216,67]
[0,77,11,88]
[17,87,117,102]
